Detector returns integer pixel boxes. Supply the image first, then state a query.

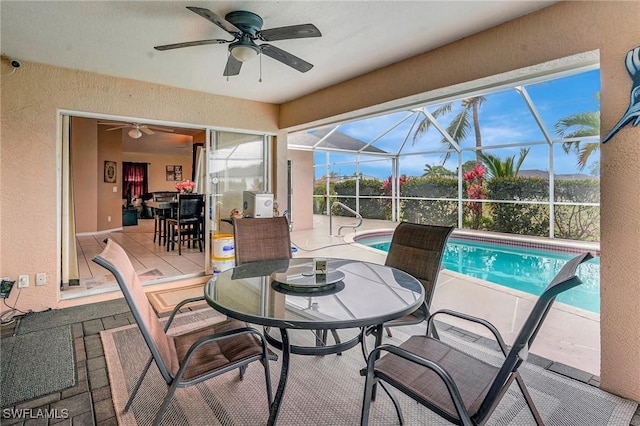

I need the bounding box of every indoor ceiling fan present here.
[154,6,322,77]
[98,122,175,139]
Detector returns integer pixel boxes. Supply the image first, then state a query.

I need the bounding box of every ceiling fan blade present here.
[105,126,128,131]
[154,39,230,51]
[98,121,129,126]
[260,44,313,73]
[140,127,155,135]
[186,7,241,34]
[259,24,322,41]
[147,126,175,133]
[223,54,242,76]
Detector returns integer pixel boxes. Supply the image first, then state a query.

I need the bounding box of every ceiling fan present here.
[98,122,175,139]
[154,6,322,77]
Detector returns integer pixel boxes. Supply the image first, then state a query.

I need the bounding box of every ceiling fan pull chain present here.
[259,53,262,83]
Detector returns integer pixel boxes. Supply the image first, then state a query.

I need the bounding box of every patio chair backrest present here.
[233,217,292,265]
[475,251,594,422]
[93,239,177,383]
[384,222,453,307]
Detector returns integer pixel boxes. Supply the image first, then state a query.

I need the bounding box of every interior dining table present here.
[204,257,425,426]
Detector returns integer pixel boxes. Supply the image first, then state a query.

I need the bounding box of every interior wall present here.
[0,61,279,313]
[279,1,640,402]
[97,126,122,230]
[122,152,193,194]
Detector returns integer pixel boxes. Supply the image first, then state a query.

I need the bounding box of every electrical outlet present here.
[17,274,29,288]
[36,273,46,286]
[107,216,111,222]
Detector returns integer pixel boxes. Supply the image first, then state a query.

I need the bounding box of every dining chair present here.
[232,216,292,265]
[360,252,594,426]
[233,216,343,350]
[361,222,453,356]
[152,193,177,246]
[166,193,203,255]
[93,238,276,426]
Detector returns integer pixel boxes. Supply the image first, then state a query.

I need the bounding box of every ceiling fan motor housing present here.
[225,11,263,36]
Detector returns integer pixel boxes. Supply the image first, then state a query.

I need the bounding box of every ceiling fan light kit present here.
[154,7,321,77]
[128,128,143,139]
[98,122,175,139]
[230,40,260,62]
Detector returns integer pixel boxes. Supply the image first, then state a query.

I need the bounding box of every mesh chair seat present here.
[375,335,498,422]
[173,318,276,381]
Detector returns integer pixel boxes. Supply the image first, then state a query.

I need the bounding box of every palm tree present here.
[413,96,486,163]
[478,148,530,179]
[422,164,455,177]
[554,111,600,171]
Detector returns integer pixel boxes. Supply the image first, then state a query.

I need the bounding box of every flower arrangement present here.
[175,180,196,194]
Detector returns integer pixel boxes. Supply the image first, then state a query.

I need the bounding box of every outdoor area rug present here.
[1,326,75,407]
[102,309,638,426]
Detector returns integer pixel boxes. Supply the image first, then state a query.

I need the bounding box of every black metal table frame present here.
[204,259,424,426]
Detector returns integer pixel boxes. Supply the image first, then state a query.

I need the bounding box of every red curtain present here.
[122,162,148,202]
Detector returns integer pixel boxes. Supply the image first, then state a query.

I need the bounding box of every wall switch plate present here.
[17,274,29,288]
[36,273,46,286]
[107,216,111,222]
[113,186,118,193]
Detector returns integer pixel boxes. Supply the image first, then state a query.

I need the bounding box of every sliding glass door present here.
[205,130,271,273]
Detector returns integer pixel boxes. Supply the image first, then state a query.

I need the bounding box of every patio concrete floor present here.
[293,215,600,376]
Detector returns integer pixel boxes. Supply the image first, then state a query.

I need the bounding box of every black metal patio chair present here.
[360,251,594,426]
[361,222,453,357]
[93,238,276,426]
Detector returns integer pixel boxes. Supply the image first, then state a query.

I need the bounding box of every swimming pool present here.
[356,232,600,313]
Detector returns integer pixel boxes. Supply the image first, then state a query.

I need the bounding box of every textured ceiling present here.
[1,1,555,104]
[2,1,555,154]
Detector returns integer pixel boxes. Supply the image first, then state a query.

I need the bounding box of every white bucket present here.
[212,234,235,260]
[212,258,235,273]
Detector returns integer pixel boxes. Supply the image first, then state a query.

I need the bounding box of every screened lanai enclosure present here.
[290,67,601,242]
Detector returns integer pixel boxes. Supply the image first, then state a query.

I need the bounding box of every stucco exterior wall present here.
[287,149,314,231]
[0,62,279,313]
[279,1,640,402]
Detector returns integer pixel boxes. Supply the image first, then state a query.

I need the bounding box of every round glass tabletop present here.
[204,257,424,330]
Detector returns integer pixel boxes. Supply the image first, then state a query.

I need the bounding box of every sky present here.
[313,68,601,179]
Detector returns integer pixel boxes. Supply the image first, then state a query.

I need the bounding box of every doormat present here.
[1,326,75,407]
[146,283,206,315]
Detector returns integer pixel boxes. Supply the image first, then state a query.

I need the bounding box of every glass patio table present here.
[204,257,424,426]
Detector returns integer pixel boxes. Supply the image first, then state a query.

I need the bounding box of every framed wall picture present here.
[166,165,182,181]
[104,161,117,183]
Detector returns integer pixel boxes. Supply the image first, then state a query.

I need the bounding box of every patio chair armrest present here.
[427,309,509,356]
[163,296,206,331]
[366,344,474,426]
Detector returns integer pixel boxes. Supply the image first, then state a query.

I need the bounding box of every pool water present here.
[364,236,600,313]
